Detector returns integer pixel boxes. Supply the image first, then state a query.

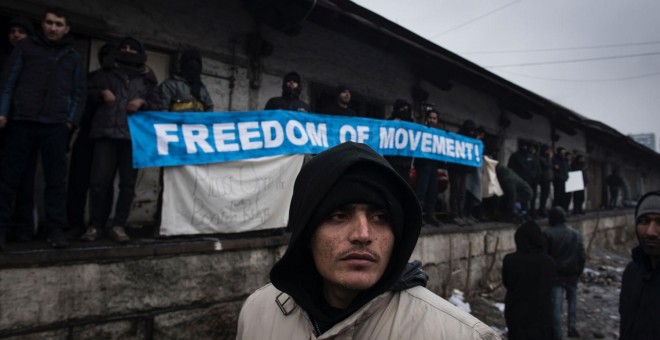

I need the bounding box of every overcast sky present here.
[352,0,660,150]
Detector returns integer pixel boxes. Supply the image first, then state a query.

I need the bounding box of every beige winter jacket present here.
[237,284,500,340]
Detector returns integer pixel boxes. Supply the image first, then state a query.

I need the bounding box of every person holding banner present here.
[264,71,310,112]
[318,85,356,116]
[158,49,214,112]
[414,109,442,226]
[237,142,499,339]
[384,99,414,183]
[81,37,158,243]
[552,147,569,210]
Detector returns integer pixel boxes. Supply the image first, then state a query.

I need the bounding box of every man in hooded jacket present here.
[543,207,585,339]
[158,49,214,112]
[503,221,555,340]
[81,36,158,243]
[264,71,310,112]
[237,142,499,339]
[619,191,660,340]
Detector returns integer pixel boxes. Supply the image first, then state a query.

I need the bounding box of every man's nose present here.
[647,221,660,237]
[349,213,371,243]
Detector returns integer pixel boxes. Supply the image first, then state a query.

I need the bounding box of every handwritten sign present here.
[159,154,304,235]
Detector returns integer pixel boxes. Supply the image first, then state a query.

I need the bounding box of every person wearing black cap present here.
[66,41,116,236]
[158,49,214,112]
[1,17,35,66]
[619,191,660,340]
[552,147,569,210]
[0,7,86,249]
[264,71,310,112]
[237,142,498,339]
[81,36,158,244]
[502,221,555,340]
[543,206,585,339]
[414,109,442,226]
[318,85,356,116]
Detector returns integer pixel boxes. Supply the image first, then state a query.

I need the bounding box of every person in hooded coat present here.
[619,191,660,340]
[543,206,585,339]
[158,49,214,112]
[237,142,499,339]
[81,36,158,243]
[384,98,414,184]
[264,71,310,112]
[503,221,555,340]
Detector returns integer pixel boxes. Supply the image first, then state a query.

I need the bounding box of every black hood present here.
[514,221,546,254]
[281,71,302,98]
[270,142,422,329]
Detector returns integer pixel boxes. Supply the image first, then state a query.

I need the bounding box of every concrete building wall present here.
[0,213,635,339]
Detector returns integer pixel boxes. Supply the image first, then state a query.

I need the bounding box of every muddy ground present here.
[467,244,631,339]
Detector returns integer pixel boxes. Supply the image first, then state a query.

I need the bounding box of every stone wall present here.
[0,211,635,339]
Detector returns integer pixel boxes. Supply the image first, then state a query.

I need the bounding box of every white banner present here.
[565,170,585,193]
[159,155,305,235]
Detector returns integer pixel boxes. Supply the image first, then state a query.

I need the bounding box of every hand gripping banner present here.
[128,110,483,168]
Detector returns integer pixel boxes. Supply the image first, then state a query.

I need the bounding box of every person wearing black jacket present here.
[552,147,569,209]
[543,207,586,339]
[414,110,442,225]
[81,37,158,244]
[384,99,414,184]
[0,8,86,249]
[619,191,660,340]
[508,141,541,216]
[0,17,38,243]
[503,221,555,340]
[66,42,116,236]
[537,145,554,217]
[570,154,587,215]
[318,85,356,116]
[447,119,478,226]
[264,71,310,112]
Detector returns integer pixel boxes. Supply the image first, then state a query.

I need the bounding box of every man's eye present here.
[370,212,390,223]
[327,212,348,222]
[639,217,650,225]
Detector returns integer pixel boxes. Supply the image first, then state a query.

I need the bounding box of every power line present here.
[483,51,660,68]
[498,68,660,82]
[428,0,522,39]
[458,40,660,55]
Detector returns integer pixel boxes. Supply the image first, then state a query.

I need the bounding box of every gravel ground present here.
[467,244,632,340]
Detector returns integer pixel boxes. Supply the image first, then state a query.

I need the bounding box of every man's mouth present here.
[340,251,377,263]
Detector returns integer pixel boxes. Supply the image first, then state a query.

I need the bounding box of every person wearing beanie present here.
[158,49,214,112]
[82,36,158,244]
[503,221,555,340]
[318,84,356,116]
[66,41,116,237]
[537,144,554,217]
[619,191,660,339]
[0,7,86,249]
[552,147,569,210]
[543,207,586,339]
[264,71,310,112]
[237,142,499,339]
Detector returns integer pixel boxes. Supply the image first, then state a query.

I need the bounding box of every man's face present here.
[286,80,299,90]
[311,203,394,306]
[426,112,438,127]
[42,13,69,42]
[120,44,139,54]
[637,213,660,257]
[338,90,351,105]
[8,27,28,46]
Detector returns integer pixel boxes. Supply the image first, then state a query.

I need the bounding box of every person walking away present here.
[543,207,586,339]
